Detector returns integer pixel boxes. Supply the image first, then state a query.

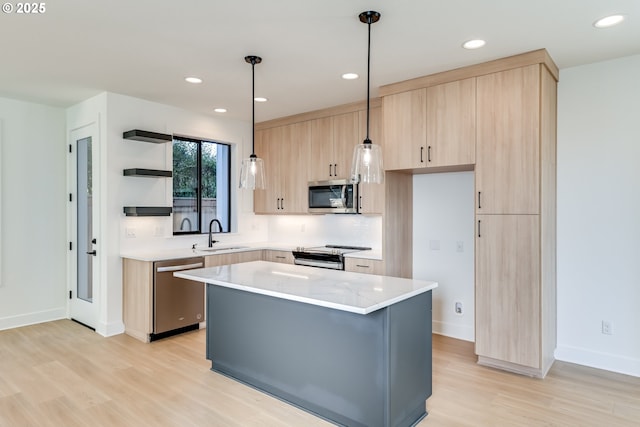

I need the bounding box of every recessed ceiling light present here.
[214,108,227,113]
[342,73,359,80]
[254,97,268,102]
[462,39,486,50]
[185,76,203,84]
[593,14,625,28]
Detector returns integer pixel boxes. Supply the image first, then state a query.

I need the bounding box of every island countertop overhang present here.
[174,260,437,315]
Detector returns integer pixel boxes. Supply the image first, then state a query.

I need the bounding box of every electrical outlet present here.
[601,320,613,335]
[125,227,136,238]
[455,301,463,315]
[154,226,164,237]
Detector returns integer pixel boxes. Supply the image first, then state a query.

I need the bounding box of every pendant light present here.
[239,55,266,190]
[350,10,384,185]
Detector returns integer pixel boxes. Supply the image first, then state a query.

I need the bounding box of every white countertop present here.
[121,243,382,262]
[175,261,437,315]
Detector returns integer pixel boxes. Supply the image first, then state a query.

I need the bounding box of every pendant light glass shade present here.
[239,55,266,190]
[239,155,265,189]
[351,142,383,184]
[350,11,384,185]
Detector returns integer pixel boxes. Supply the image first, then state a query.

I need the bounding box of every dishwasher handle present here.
[156,262,204,273]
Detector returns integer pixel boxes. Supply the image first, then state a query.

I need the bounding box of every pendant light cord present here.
[365,16,371,145]
[251,59,255,156]
[245,55,261,158]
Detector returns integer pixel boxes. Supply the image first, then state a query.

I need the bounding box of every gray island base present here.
[206,282,433,426]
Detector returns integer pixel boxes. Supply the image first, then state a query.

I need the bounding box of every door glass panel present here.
[77,137,93,303]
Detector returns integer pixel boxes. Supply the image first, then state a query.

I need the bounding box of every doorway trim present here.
[67,122,100,330]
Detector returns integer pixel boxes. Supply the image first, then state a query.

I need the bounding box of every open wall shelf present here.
[123,206,173,217]
[123,129,172,143]
[123,168,173,178]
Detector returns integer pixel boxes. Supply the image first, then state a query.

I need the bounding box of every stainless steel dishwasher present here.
[152,256,205,340]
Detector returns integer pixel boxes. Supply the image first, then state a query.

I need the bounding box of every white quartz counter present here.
[175,260,437,315]
[121,243,382,262]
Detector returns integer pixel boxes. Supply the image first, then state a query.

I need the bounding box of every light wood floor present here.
[1,320,638,426]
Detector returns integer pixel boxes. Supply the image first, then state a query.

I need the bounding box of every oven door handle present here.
[294,259,343,270]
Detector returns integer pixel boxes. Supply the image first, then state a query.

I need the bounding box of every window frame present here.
[172,135,231,236]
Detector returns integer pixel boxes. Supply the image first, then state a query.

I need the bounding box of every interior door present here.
[69,124,99,329]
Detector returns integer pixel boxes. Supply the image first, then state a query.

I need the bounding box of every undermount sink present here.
[198,246,249,253]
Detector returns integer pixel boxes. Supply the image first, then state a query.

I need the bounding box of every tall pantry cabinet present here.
[379,49,558,378]
[475,62,557,378]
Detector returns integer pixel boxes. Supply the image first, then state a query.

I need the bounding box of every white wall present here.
[66,92,268,336]
[0,97,67,330]
[413,172,475,342]
[556,54,640,377]
[266,214,382,250]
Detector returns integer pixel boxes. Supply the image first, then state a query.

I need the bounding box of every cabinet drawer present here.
[264,250,294,264]
[344,258,385,275]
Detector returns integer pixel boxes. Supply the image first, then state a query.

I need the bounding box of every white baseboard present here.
[555,345,640,378]
[433,320,474,342]
[0,307,66,331]
[96,320,125,337]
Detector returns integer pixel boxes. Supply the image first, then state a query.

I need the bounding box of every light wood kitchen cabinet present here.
[474,61,557,378]
[263,249,294,264]
[358,107,384,214]
[379,50,558,378]
[382,88,426,170]
[122,258,153,342]
[426,78,476,167]
[476,65,540,214]
[344,257,385,275]
[309,112,358,181]
[475,215,541,370]
[254,122,310,214]
[254,126,281,214]
[204,250,263,267]
[382,79,475,171]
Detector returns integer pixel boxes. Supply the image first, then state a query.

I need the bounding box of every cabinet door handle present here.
[329,164,333,176]
[334,163,337,176]
[276,198,281,210]
[478,220,481,238]
[420,146,424,163]
[275,256,286,259]
[427,146,432,163]
[359,195,362,211]
[478,192,482,209]
[356,264,370,268]
[281,198,284,210]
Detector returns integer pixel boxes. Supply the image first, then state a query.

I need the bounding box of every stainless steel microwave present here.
[308,179,359,214]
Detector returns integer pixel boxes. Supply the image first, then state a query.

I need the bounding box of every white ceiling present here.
[1,0,639,122]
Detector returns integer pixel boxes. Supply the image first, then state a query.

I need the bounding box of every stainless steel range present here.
[292,245,371,270]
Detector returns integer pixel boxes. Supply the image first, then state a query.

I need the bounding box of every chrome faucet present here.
[208,219,223,247]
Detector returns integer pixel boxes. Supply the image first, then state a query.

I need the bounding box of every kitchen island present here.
[175,261,437,427]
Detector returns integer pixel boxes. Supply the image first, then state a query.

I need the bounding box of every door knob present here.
[86,250,97,256]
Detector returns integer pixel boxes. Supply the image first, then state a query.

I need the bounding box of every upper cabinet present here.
[254,122,310,214]
[255,100,382,215]
[381,88,426,170]
[381,78,475,171]
[309,112,358,181]
[358,106,384,214]
[426,78,476,167]
[475,65,540,214]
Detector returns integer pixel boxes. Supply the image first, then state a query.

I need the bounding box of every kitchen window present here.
[172,136,231,235]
